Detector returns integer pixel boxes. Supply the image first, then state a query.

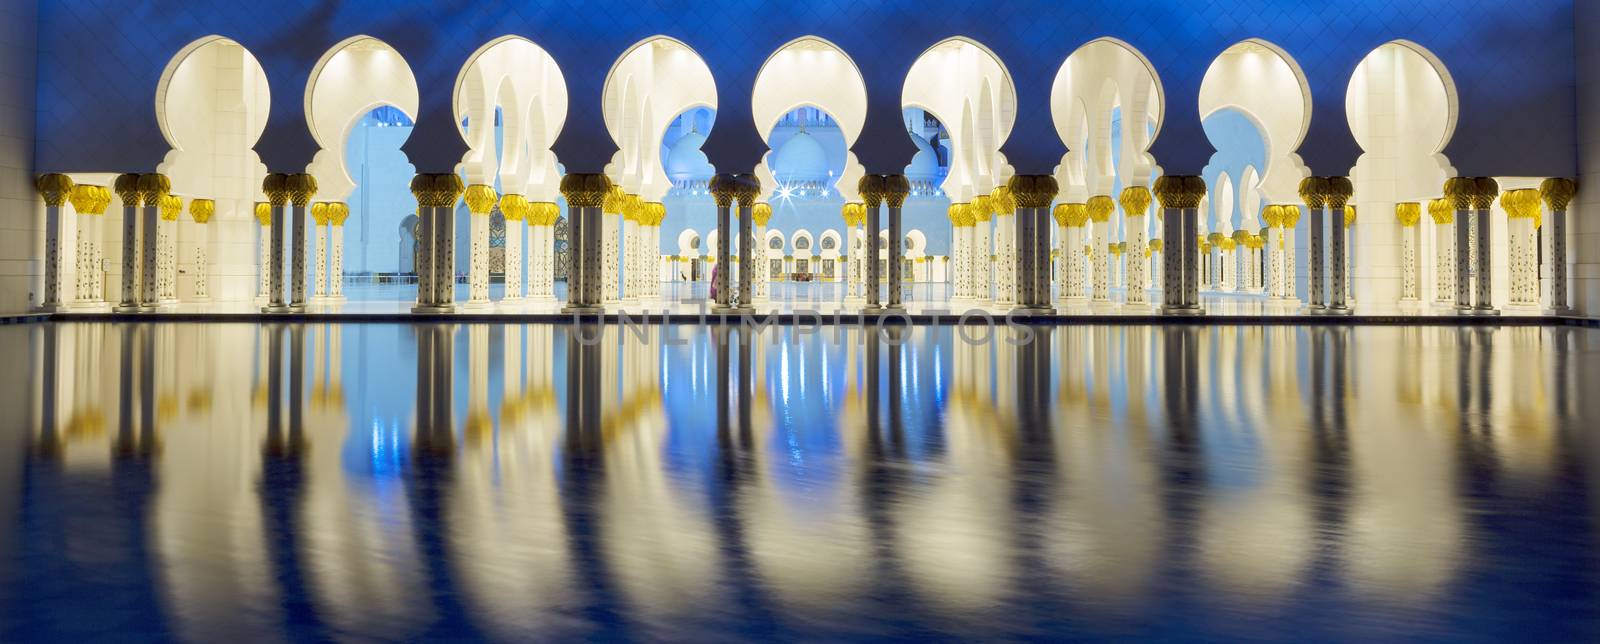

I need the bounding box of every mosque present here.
[7,1,1600,318]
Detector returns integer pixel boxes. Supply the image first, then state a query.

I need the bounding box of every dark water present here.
[1,322,1598,642]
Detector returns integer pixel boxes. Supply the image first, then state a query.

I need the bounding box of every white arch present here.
[752,36,868,203]
[1050,37,1165,199]
[1239,165,1263,229]
[1347,40,1458,201]
[791,229,815,253]
[603,36,717,202]
[678,228,701,256]
[818,229,842,254]
[905,229,927,255]
[902,37,1016,203]
[154,36,271,198]
[1214,173,1236,234]
[1199,39,1311,205]
[453,35,568,199]
[303,36,419,202]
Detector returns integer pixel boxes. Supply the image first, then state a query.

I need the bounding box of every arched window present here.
[768,237,783,250]
[795,237,812,251]
[821,236,837,250]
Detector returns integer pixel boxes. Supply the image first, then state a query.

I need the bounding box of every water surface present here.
[1,322,1597,641]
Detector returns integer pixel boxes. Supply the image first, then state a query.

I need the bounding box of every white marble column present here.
[34,174,74,312]
[1503,188,1540,310]
[992,188,1016,306]
[501,195,525,302]
[752,214,770,303]
[1541,178,1575,313]
[328,203,348,300]
[1429,198,1455,308]
[1088,196,1113,305]
[529,202,557,301]
[158,199,178,306]
[464,184,496,308]
[623,201,640,303]
[1397,203,1422,306]
[949,204,967,302]
[311,203,329,300]
[188,199,214,302]
[69,184,109,308]
[253,202,271,302]
[602,189,622,304]
[1120,187,1151,307]
[971,196,994,303]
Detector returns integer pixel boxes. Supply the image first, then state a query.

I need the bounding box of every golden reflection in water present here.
[596,324,719,628]
[740,325,871,617]
[898,326,1019,615]
[1046,326,1163,610]
[1344,326,1462,599]
[12,322,1595,634]
[447,324,575,637]
[1197,325,1314,601]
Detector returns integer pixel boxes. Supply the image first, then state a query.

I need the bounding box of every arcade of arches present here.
[23,35,1588,318]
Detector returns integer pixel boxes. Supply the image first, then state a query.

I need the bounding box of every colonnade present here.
[31,168,1579,317]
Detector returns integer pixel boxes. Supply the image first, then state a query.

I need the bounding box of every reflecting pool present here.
[1,322,1598,641]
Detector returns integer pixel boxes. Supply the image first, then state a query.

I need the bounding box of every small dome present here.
[665,130,714,182]
[772,130,829,183]
[904,132,941,181]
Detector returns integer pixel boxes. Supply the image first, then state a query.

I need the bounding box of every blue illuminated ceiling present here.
[35,1,1578,178]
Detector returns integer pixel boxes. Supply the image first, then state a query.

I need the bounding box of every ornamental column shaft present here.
[286,173,316,312]
[601,187,623,304]
[1009,176,1057,312]
[114,175,143,311]
[1155,176,1205,314]
[1501,188,1541,309]
[188,199,214,301]
[710,175,735,311]
[410,173,464,313]
[884,175,909,311]
[859,176,886,311]
[992,187,1016,306]
[69,184,110,308]
[1120,186,1151,306]
[753,202,772,302]
[560,175,608,313]
[1447,177,1498,314]
[1541,178,1576,313]
[1325,179,1353,313]
[311,203,329,300]
[138,176,165,310]
[500,194,526,302]
[1087,196,1114,305]
[464,184,497,307]
[1397,203,1422,305]
[328,202,348,299]
[34,174,74,311]
[972,198,993,303]
[1300,177,1330,310]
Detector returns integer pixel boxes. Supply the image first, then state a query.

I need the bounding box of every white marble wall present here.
[0,0,38,312]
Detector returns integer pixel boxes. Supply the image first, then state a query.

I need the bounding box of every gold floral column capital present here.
[752,202,773,226]
[137,173,172,206]
[1540,177,1576,212]
[329,202,350,226]
[464,184,499,215]
[1118,184,1152,215]
[287,173,318,208]
[1324,176,1353,210]
[71,184,110,215]
[1153,175,1206,209]
[1427,198,1453,225]
[159,195,183,221]
[263,173,292,207]
[1086,195,1116,222]
[1395,202,1421,227]
[189,198,215,224]
[1297,176,1330,209]
[1008,175,1059,208]
[559,173,611,208]
[35,173,74,206]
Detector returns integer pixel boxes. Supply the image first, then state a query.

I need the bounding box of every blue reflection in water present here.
[0,322,1598,641]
